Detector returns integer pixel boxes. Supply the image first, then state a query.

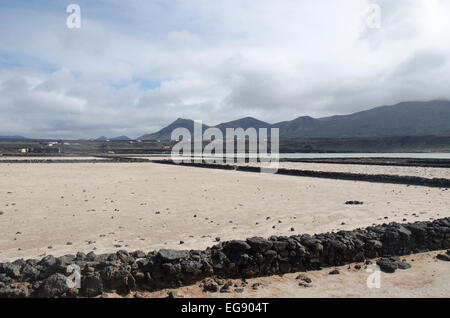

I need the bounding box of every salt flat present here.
[0,162,448,262]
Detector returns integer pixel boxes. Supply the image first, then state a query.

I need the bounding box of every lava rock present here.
[0,283,30,298]
[279,262,291,273]
[436,254,450,261]
[345,201,364,205]
[81,273,103,297]
[166,291,178,298]
[295,274,312,284]
[86,251,97,262]
[201,278,219,292]
[225,240,251,253]
[376,258,398,273]
[264,250,277,260]
[38,273,72,298]
[220,280,233,293]
[0,262,22,279]
[132,250,146,259]
[397,261,412,269]
[329,269,340,275]
[246,237,273,252]
[157,249,189,262]
[272,241,289,251]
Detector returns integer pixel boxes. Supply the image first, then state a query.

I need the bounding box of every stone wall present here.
[1,217,449,298]
[152,160,450,188]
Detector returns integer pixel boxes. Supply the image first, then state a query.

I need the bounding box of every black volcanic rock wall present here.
[0,218,449,298]
[151,160,450,188]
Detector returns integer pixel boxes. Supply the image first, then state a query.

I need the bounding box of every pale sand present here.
[0,162,449,263]
[116,250,449,298]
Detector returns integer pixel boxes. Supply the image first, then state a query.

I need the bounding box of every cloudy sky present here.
[0,0,449,139]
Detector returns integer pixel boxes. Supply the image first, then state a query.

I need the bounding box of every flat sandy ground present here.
[0,162,449,263]
[107,250,450,298]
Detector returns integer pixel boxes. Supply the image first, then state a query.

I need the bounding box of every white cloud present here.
[0,0,449,138]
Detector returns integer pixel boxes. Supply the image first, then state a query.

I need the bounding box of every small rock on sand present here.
[345,201,364,205]
[377,257,412,273]
[296,274,312,284]
[436,254,450,261]
[201,278,219,293]
[220,281,233,293]
[166,291,178,298]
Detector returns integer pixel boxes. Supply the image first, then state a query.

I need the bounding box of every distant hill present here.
[273,116,320,136]
[215,117,272,133]
[110,135,132,141]
[0,136,29,141]
[139,118,210,140]
[94,136,132,141]
[139,100,450,140]
[276,100,450,138]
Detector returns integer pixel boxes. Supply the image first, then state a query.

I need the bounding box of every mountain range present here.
[0,136,30,141]
[94,136,132,141]
[138,100,450,140]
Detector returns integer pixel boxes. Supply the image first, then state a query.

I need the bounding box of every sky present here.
[0,0,449,139]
